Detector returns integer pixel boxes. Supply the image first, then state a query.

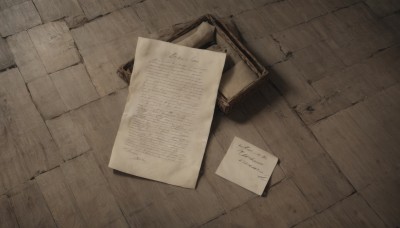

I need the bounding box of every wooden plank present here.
[364,0,400,17]
[0,1,41,37]
[10,181,56,228]
[77,0,117,20]
[271,60,320,107]
[0,121,29,195]
[297,45,400,124]
[313,14,396,66]
[319,0,361,12]
[27,64,99,118]
[128,177,224,227]
[296,93,356,125]
[361,179,400,227]
[294,194,386,228]
[70,8,149,96]
[193,0,254,17]
[77,0,141,20]
[27,76,68,119]
[71,7,147,51]
[70,89,225,227]
[33,0,86,28]
[36,167,87,228]
[133,0,200,33]
[203,180,314,227]
[77,33,140,96]
[46,113,90,160]
[310,13,352,47]
[61,152,128,227]
[50,64,99,110]
[383,13,400,37]
[0,87,30,194]
[0,195,19,228]
[233,8,275,40]
[243,36,286,66]
[0,37,14,71]
[0,68,62,179]
[272,23,322,53]
[291,40,345,83]
[333,3,376,27]
[28,21,80,74]
[242,83,324,174]
[310,84,400,190]
[288,0,328,21]
[313,63,393,102]
[291,154,354,212]
[7,31,47,82]
[13,124,63,177]
[0,0,28,10]
[260,1,304,32]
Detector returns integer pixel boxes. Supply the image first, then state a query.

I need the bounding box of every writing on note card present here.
[216,137,278,195]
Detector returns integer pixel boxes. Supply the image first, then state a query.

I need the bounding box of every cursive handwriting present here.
[238,144,267,159]
[238,150,263,166]
[237,144,269,180]
[125,149,146,162]
[129,155,146,162]
[238,159,264,175]
[125,57,205,163]
[168,52,199,63]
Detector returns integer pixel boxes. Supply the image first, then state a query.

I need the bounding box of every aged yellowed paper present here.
[109,37,226,188]
[176,22,215,48]
[216,137,278,195]
[220,60,258,100]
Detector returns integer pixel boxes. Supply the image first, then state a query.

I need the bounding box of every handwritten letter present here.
[109,37,226,188]
[216,137,278,195]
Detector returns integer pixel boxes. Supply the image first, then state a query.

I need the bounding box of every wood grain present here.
[36,167,87,228]
[0,195,18,228]
[10,181,56,228]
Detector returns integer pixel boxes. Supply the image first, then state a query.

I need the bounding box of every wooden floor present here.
[1,0,399,227]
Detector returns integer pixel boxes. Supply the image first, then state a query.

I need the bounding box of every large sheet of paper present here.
[109,37,226,188]
[216,137,278,195]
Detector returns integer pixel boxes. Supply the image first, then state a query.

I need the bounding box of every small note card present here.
[216,137,278,195]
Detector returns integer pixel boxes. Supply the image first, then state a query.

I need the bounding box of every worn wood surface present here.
[0,1,41,37]
[204,180,314,227]
[33,0,86,28]
[36,167,88,228]
[294,194,387,228]
[9,181,56,228]
[46,113,90,160]
[0,37,14,70]
[0,195,18,228]
[70,7,149,96]
[0,69,62,183]
[50,64,99,110]
[0,0,399,227]
[6,31,47,82]
[0,0,29,10]
[28,21,80,74]
[27,76,68,119]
